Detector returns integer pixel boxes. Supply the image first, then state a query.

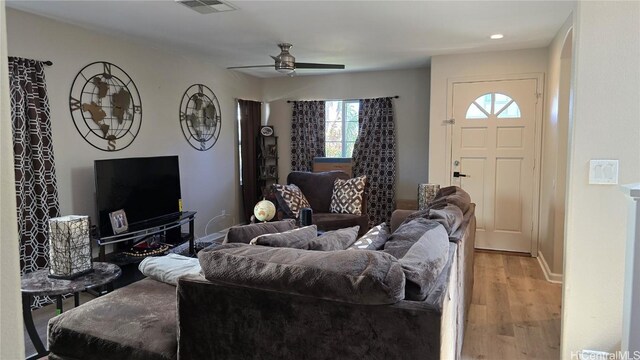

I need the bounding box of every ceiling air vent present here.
[176,0,236,14]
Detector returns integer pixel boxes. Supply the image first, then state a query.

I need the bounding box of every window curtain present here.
[352,97,397,227]
[238,99,261,222]
[8,57,60,308]
[290,101,325,172]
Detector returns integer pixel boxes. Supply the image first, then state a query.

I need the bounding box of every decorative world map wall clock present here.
[179,84,221,151]
[69,61,142,151]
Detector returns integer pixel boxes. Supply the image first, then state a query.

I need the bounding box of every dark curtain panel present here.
[290,101,325,172]
[9,57,60,308]
[238,99,262,222]
[352,97,397,227]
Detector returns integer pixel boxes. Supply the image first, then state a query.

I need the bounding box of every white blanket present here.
[138,253,201,286]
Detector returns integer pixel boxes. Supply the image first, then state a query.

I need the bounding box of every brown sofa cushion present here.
[430,186,471,213]
[48,278,177,360]
[250,225,318,248]
[252,225,359,251]
[312,212,369,236]
[223,219,296,244]
[384,218,450,301]
[287,171,349,213]
[401,204,464,235]
[199,243,405,305]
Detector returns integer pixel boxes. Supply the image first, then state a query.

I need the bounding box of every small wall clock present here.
[69,61,142,151]
[179,84,221,151]
[260,126,274,137]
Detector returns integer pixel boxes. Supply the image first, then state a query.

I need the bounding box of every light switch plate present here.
[589,159,619,185]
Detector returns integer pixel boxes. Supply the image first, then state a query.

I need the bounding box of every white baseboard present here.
[537,251,563,284]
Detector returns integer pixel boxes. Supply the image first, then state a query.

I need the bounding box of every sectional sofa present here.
[47,187,476,360]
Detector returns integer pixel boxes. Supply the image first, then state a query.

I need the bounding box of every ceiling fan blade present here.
[227,65,274,69]
[295,62,345,70]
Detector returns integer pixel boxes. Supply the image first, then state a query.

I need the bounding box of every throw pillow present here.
[383,218,449,301]
[311,226,360,251]
[249,225,318,249]
[223,219,296,244]
[330,176,366,215]
[273,183,312,218]
[347,223,390,250]
[429,186,471,214]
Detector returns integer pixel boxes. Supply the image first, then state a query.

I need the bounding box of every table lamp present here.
[48,215,93,279]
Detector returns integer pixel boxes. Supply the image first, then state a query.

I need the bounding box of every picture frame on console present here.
[109,209,128,234]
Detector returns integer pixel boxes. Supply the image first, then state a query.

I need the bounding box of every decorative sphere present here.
[254,200,276,222]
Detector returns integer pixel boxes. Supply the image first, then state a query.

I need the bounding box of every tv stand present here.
[96,211,197,261]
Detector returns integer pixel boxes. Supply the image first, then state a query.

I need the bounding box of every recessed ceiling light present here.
[490,34,504,40]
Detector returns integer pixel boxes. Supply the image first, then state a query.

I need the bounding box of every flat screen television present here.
[94,156,182,237]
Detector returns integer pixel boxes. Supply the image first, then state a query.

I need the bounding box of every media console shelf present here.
[96,211,197,261]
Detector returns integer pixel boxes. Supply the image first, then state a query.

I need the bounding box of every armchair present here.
[280,171,369,236]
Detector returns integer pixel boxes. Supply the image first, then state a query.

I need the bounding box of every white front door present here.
[451,79,539,253]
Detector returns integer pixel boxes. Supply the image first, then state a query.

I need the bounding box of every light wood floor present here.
[461,251,562,360]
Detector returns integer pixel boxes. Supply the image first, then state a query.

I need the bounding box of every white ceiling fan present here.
[227,43,345,75]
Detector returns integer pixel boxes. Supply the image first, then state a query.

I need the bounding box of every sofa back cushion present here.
[400,204,464,236]
[383,218,450,301]
[430,186,471,214]
[249,225,359,251]
[199,243,405,305]
[223,219,296,244]
[287,171,350,213]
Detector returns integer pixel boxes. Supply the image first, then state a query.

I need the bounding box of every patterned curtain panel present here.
[352,97,397,227]
[8,57,60,307]
[290,101,325,172]
[238,99,261,222]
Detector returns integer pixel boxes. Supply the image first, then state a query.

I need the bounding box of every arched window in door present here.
[465,93,521,119]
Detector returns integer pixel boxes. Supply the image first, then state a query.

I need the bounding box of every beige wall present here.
[6,9,262,237]
[428,48,549,186]
[561,1,640,356]
[538,15,574,276]
[262,68,430,200]
[0,2,26,358]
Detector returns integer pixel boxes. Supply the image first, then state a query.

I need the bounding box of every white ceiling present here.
[7,0,575,78]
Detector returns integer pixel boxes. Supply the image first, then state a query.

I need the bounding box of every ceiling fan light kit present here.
[228,43,345,75]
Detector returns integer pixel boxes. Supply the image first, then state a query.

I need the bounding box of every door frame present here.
[445,73,545,256]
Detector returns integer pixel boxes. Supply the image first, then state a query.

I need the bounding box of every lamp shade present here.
[48,215,93,279]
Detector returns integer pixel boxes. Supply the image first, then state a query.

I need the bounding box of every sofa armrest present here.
[390,209,415,232]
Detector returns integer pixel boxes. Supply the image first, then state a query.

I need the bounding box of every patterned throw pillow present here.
[347,223,390,250]
[330,176,366,215]
[273,183,311,218]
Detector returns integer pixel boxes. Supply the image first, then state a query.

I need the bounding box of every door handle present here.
[453,171,469,178]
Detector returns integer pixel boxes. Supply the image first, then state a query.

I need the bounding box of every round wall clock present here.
[260,126,274,137]
[69,61,142,151]
[179,84,221,151]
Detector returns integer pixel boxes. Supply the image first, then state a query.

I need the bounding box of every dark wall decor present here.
[69,61,142,151]
[179,84,221,151]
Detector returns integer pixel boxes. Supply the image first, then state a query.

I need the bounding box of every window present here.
[465,93,521,119]
[325,100,359,157]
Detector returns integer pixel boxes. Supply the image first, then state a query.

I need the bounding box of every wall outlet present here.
[221,209,227,215]
[589,159,619,185]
